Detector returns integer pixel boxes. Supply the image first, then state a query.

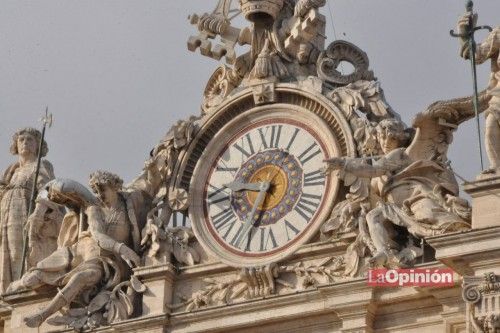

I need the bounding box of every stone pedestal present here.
[464,175,500,229]
[0,288,58,333]
[134,263,176,317]
[430,175,500,276]
[427,227,500,277]
[428,182,500,333]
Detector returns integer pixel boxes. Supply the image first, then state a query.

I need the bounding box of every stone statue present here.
[0,128,55,292]
[7,170,152,328]
[140,116,201,266]
[325,111,472,267]
[457,14,500,174]
[27,195,64,269]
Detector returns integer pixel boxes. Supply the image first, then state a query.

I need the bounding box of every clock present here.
[189,102,345,267]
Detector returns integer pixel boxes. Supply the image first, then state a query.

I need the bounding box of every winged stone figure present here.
[324,94,488,268]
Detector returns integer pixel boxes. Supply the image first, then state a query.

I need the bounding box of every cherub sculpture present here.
[7,170,153,329]
[325,99,477,267]
[0,128,55,292]
[457,13,500,174]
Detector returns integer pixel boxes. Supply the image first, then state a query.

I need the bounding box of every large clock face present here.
[190,105,342,267]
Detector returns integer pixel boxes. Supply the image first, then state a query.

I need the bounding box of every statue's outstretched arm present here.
[325,156,396,179]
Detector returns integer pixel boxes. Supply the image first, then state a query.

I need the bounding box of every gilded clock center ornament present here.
[231,149,303,226]
[247,164,287,210]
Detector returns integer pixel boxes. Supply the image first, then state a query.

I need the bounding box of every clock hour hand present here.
[223,180,262,192]
[234,181,270,248]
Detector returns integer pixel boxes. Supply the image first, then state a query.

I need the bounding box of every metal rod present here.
[466,2,485,171]
[449,1,492,172]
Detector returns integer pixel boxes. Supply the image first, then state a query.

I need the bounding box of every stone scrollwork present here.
[279,257,346,289]
[169,264,280,312]
[202,65,241,113]
[170,257,347,313]
[317,40,375,87]
[463,273,500,333]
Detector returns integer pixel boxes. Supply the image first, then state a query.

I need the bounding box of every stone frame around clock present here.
[186,84,357,267]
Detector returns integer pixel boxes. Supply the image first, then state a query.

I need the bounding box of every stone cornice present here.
[426,227,500,275]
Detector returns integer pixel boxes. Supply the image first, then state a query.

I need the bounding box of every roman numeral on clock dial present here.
[304,169,325,187]
[284,220,300,241]
[207,185,230,205]
[298,142,322,165]
[229,224,245,247]
[286,128,300,150]
[260,227,278,251]
[233,133,255,158]
[211,208,237,233]
[216,165,238,173]
[258,125,283,149]
[294,193,322,222]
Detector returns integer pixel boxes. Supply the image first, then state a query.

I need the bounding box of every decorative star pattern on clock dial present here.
[203,119,329,256]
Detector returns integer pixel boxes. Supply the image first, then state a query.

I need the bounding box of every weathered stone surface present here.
[1,2,499,333]
[0,128,55,293]
[464,176,500,229]
[457,14,500,175]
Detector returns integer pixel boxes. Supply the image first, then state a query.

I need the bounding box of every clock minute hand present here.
[234,181,270,248]
[223,180,262,192]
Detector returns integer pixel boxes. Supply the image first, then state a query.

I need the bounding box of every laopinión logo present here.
[367,268,455,287]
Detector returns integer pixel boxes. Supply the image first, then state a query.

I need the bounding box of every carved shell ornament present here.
[317,40,375,86]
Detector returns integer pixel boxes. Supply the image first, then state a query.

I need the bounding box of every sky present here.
[1,0,499,190]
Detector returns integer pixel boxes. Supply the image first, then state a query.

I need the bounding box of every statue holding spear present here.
[0,109,55,292]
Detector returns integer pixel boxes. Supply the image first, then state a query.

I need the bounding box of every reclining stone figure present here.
[7,171,149,328]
